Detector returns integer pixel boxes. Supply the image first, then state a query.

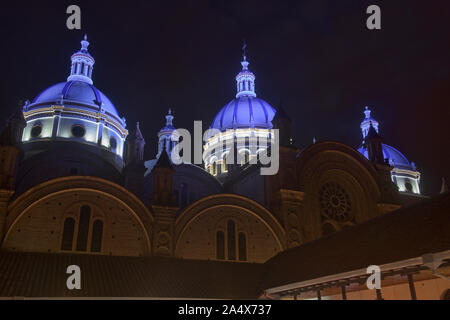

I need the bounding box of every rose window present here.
[319,182,352,222]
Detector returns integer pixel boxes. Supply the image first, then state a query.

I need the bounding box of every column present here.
[407,273,417,300]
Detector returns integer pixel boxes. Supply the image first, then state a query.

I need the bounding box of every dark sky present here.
[1,0,449,195]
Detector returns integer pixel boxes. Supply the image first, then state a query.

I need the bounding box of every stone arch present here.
[295,141,382,241]
[174,194,286,263]
[4,176,153,256]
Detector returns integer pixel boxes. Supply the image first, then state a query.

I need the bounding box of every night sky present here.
[1,0,449,195]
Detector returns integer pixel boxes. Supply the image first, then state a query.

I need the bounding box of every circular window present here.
[71,125,86,138]
[30,124,42,138]
[319,182,352,222]
[110,137,117,149]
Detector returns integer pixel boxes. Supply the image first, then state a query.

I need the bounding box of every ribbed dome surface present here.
[358,143,413,170]
[211,96,276,131]
[31,81,121,121]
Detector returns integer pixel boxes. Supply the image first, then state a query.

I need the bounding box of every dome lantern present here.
[360,106,379,140]
[67,34,95,85]
[235,42,256,98]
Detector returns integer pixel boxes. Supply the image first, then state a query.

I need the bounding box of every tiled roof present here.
[0,252,264,298]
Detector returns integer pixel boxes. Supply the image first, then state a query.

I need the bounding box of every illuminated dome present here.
[32,81,122,122]
[21,35,128,159]
[358,143,414,170]
[204,44,275,176]
[210,49,275,131]
[357,107,421,194]
[211,96,275,131]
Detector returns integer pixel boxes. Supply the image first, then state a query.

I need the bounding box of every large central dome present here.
[211,96,275,131]
[210,52,275,131]
[204,48,276,176]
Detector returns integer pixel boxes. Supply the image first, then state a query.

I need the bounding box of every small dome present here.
[32,81,121,122]
[211,96,276,131]
[358,143,414,170]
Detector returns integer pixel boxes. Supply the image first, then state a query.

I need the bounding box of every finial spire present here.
[165,109,174,126]
[242,39,247,61]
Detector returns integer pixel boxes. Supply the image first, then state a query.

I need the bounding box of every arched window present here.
[90,220,103,252]
[222,154,228,172]
[241,151,249,165]
[216,231,225,260]
[213,162,217,175]
[61,218,75,251]
[76,205,91,251]
[238,232,247,261]
[227,220,236,260]
[216,220,247,262]
[405,180,413,193]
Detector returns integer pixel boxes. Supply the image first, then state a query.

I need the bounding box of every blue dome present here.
[358,143,414,170]
[211,96,276,131]
[31,81,123,124]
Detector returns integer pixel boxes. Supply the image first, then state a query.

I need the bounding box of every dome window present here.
[30,124,42,138]
[405,181,413,193]
[71,124,86,138]
[109,137,117,149]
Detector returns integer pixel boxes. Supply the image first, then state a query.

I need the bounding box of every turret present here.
[365,122,385,165]
[123,122,146,196]
[272,100,293,147]
[157,109,177,159]
[126,122,145,165]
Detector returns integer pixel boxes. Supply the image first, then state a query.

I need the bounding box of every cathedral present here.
[0,37,448,300]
